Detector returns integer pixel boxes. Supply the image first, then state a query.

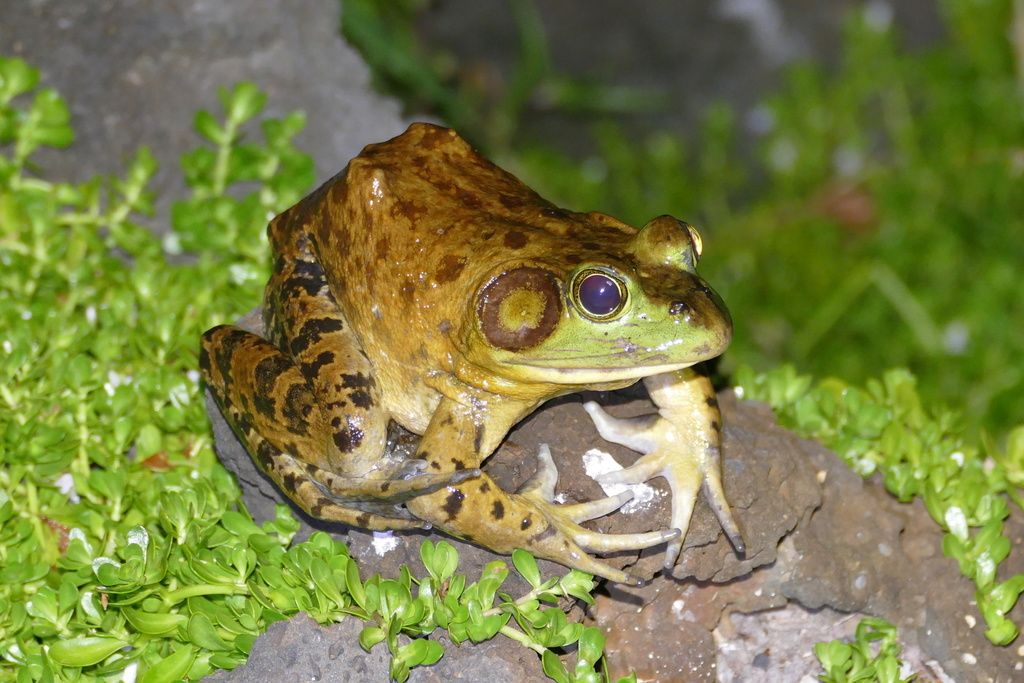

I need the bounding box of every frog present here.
[200,122,744,585]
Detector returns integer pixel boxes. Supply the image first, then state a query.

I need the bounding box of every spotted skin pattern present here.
[201,123,742,585]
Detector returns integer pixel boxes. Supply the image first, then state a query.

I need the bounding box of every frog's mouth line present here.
[506,358,698,384]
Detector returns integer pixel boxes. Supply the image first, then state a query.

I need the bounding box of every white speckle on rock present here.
[581,448,662,513]
[877,542,892,556]
[965,614,976,629]
[372,531,399,556]
[961,652,977,665]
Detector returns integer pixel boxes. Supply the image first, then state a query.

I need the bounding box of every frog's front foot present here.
[583,391,744,570]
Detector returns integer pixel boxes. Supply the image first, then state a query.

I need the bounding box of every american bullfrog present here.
[201,123,743,585]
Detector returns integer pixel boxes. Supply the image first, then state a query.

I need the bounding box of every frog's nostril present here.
[668,301,689,315]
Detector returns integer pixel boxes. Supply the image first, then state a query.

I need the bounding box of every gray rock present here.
[204,614,392,683]
[0,0,407,233]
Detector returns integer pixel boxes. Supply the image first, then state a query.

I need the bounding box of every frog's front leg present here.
[405,396,680,585]
[583,367,744,570]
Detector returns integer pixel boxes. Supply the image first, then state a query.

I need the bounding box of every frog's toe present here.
[516,445,640,521]
[594,456,665,487]
[556,490,635,523]
[396,459,483,487]
[515,444,559,501]
[310,461,482,505]
[574,526,680,554]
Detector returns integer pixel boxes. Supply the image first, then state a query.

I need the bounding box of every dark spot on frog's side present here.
[211,327,251,380]
[457,189,481,207]
[290,317,344,357]
[281,383,315,434]
[435,254,467,284]
[706,395,719,408]
[450,458,466,471]
[279,472,300,498]
[341,371,375,391]
[530,525,557,544]
[349,390,373,410]
[491,500,505,520]
[473,424,484,454]
[498,193,523,210]
[252,392,277,419]
[333,425,364,453]
[287,260,329,294]
[356,512,372,527]
[198,341,214,375]
[304,350,336,379]
[254,439,277,469]
[711,420,721,432]
[443,489,465,520]
[380,481,391,492]
[478,480,491,494]
[503,230,528,249]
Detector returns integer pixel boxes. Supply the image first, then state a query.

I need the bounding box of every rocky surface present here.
[7,1,1023,681]
[209,384,1024,682]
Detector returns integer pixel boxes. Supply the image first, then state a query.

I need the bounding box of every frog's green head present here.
[466,215,732,386]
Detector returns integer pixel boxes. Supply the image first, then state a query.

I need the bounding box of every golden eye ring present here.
[572,269,627,320]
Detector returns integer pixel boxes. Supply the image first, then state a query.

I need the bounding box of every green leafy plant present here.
[351,541,634,683]
[0,54,313,681]
[815,618,914,683]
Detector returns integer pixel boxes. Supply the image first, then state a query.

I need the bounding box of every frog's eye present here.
[572,269,627,320]
[686,225,703,261]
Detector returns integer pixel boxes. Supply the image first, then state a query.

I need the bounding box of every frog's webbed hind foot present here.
[514,444,681,585]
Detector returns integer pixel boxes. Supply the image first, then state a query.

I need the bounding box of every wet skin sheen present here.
[201,123,744,585]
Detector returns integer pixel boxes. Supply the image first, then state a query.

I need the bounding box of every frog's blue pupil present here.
[579,273,620,316]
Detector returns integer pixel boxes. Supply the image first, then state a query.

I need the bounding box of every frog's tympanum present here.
[201,123,743,585]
